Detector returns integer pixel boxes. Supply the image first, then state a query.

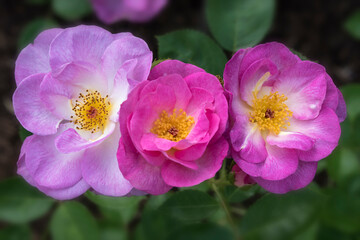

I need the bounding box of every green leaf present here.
[166,222,233,240]
[51,0,92,21]
[206,0,275,51]
[344,9,360,40]
[17,18,58,50]
[321,176,360,234]
[0,225,31,240]
[317,224,353,240]
[326,148,360,184]
[137,208,182,240]
[340,84,360,121]
[19,126,32,142]
[50,201,99,240]
[222,185,259,203]
[137,194,182,240]
[0,177,54,223]
[292,221,318,240]
[160,190,219,221]
[180,180,210,192]
[99,224,127,240]
[85,191,144,223]
[240,189,323,240]
[157,29,227,75]
[85,191,144,210]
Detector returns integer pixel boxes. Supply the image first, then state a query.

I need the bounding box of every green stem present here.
[211,182,240,240]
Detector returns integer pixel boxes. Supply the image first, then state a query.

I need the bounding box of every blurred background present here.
[0,0,360,239]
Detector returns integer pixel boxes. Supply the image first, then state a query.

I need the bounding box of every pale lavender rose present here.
[117,60,229,194]
[91,0,167,24]
[224,42,346,194]
[13,25,153,199]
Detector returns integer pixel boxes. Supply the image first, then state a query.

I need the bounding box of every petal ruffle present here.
[266,131,314,151]
[273,61,327,120]
[148,60,205,80]
[253,161,317,194]
[101,35,152,90]
[24,129,84,189]
[289,107,341,162]
[49,25,115,73]
[238,145,298,181]
[15,28,63,85]
[82,128,133,196]
[117,139,172,195]
[13,73,62,135]
[161,138,228,187]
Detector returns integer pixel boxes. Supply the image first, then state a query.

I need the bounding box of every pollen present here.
[249,90,292,135]
[70,90,112,133]
[151,109,195,142]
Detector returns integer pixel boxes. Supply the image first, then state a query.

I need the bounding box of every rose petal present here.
[13,73,62,135]
[253,161,318,194]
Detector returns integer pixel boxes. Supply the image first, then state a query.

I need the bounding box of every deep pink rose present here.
[91,0,167,24]
[224,42,346,194]
[117,60,229,194]
[13,25,153,199]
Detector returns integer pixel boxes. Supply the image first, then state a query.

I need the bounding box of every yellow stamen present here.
[70,90,112,133]
[151,109,195,142]
[249,73,292,135]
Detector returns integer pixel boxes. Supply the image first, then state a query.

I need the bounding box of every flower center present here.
[249,90,292,135]
[70,90,112,133]
[151,109,195,142]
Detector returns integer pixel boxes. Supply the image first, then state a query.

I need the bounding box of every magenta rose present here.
[91,0,167,24]
[224,42,346,194]
[13,25,153,199]
[117,60,229,194]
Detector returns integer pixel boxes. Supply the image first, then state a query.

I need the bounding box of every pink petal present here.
[81,128,133,196]
[161,137,228,187]
[239,58,278,105]
[15,28,63,85]
[185,87,214,116]
[13,73,62,135]
[55,122,115,153]
[49,25,115,73]
[39,179,90,200]
[289,107,341,162]
[129,84,176,149]
[39,74,77,120]
[117,139,172,194]
[230,116,267,164]
[101,35,152,89]
[52,62,107,93]
[254,161,318,194]
[335,89,347,122]
[238,145,299,181]
[273,61,327,120]
[266,131,314,151]
[239,42,299,77]
[24,129,84,189]
[184,72,228,140]
[223,48,248,99]
[148,60,205,80]
[140,133,178,151]
[17,136,36,186]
